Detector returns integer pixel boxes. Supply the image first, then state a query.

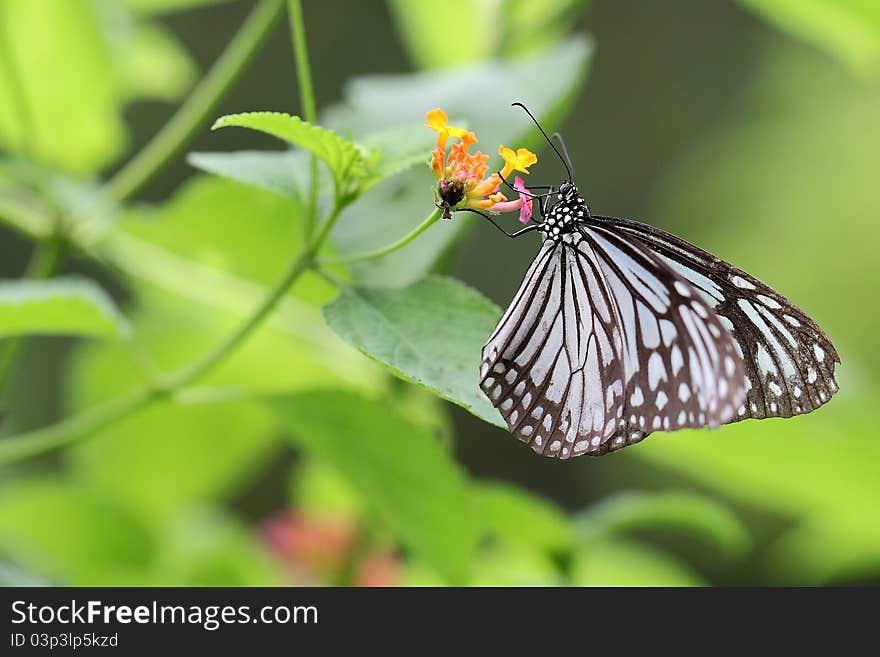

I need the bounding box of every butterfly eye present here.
[559,182,572,196]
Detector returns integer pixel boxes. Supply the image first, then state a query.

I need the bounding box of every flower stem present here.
[101,0,285,205]
[286,0,319,238]
[320,207,443,266]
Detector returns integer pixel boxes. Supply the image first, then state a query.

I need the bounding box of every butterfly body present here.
[540,182,588,242]
[478,164,838,460]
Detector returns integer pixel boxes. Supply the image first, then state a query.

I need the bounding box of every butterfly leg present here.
[459,208,541,238]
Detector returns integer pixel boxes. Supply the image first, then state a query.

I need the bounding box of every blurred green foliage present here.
[0,0,877,587]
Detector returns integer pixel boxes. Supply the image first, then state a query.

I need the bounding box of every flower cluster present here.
[426,109,537,223]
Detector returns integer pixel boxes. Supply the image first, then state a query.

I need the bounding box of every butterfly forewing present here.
[591,215,840,422]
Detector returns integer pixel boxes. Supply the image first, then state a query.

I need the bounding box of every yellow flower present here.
[425,108,471,149]
[498,145,537,179]
[426,108,537,222]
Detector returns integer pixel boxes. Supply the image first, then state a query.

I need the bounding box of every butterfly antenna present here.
[551,132,575,179]
[511,102,572,183]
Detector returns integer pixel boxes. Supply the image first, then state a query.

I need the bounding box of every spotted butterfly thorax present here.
[476,106,839,460]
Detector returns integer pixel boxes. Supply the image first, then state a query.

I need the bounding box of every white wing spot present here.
[758,294,781,309]
[505,369,518,384]
[674,281,691,297]
[813,344,825,363]
[731,275,756,290]
[630,386,644,406]
[501,398,513,412]
[542,414,553,432]
[655,391,668,410]
[521,425,533,436]
[678,382,691,402]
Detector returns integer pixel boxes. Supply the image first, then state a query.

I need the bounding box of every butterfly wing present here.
[591,215,840,421]
[480,240,627,458]
[481,228,747,459]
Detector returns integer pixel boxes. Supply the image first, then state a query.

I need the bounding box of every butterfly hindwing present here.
[591,215,840,422]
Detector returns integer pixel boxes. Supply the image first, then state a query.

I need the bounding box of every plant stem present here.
[0,387,153,464]
[0,237,64,395]
[0,200,346,466]
[0,1,37,158]
[163,251,312,388]
[320,207,443,265]
[287,0,319,238]
[100,0,285,205]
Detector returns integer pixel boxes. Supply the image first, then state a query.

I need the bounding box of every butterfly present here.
[475,104,839,459]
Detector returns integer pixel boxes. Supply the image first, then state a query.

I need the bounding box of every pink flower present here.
[485,176,533,223]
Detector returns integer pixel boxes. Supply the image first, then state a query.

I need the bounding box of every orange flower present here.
[426,108,537,222]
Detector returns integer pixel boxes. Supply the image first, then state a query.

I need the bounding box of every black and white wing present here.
[480,229,747,459]
[591,215,840,421]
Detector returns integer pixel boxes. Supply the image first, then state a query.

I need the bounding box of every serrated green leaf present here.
[212,112,363,187]
[574,491,750,559]
[322,275,504,427]
[271,390,479,585]
[738,0,880,74]
[475,481,573,553]
[0,277,128,339]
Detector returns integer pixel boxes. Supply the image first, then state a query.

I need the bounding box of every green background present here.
[0,0,878,586]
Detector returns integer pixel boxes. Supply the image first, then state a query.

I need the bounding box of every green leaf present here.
[388,0,589,69]
[120,23,197,102]
[325,35,593,285]
[0,1,197,173]
[386,0,499,70]
[471,544,563,586]
[574,491,750,559]
[188,124,429,202]
[738,0,880,74]
[187,150,306,200]
[211,112,363,188]
[0,277,128,339]
[475,481,573,553]
[0,477,155,585]
[271,390,479,585]
[0,0,124,173]
[322,275,504,427]
[124,0,233,14]
[571,539,705,587]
